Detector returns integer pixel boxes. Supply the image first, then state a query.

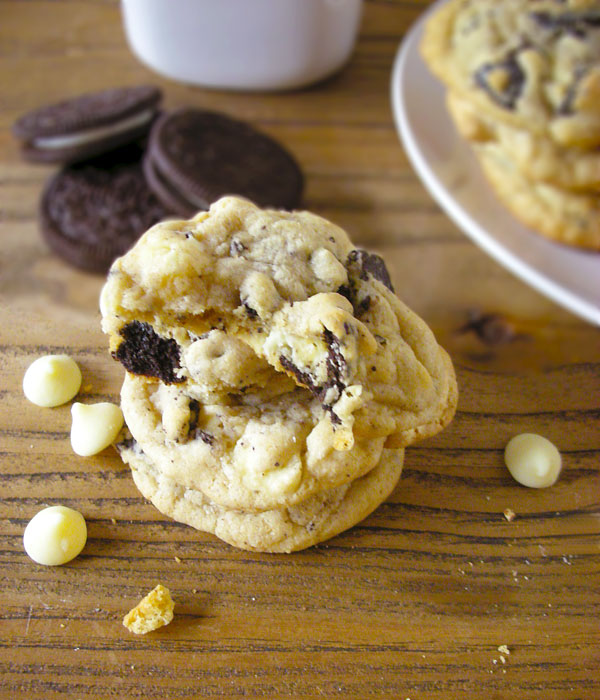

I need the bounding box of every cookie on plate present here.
[100,196,457,451]
[12,85,162,164]
[421,0,600,148]
[446,90,600,193]
[143,109,304,216]
[473,141,600,249]
[40,144,173,273]
[117,436,404,553]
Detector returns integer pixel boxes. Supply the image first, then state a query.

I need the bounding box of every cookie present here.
[117,437,404,553]
[100,196,457,453]
[421,0,600,148]
[118,372,386,512]
[40,145,173,273]
[144,109,304,215]
[122,584,174,634]
[12,85,162,164]
[473,141,600,249]
[446,90,600,192]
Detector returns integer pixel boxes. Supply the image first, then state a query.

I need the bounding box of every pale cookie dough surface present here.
[117,439,404,553]
[101,196,457,452]
[422,0,600,148]
[473,141,600,249]
[120,372,386,511]
[446,90,600,192]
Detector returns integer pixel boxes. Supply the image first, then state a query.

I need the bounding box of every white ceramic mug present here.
[121,0,363,91]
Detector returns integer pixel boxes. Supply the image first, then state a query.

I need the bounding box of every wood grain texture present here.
[0,1,598,698]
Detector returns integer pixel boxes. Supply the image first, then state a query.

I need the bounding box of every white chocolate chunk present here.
[504,433,562,488]
[23,354,82,407]
[71,402,124,456]
[23,505,87,566]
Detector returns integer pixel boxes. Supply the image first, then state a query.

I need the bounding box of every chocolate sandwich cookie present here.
[144,108,304,216]
[40,145,172,273]
[13,85,162,164]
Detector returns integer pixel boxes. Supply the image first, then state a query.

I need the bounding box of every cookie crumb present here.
[503,508,516,522]
[174,556,181,563]
[123,584,174,635]
[498,644,510,655]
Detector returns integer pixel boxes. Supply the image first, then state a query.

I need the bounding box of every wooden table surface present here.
[1,1,599,698]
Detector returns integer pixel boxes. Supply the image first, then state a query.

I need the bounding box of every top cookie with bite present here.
[101,196,457,455]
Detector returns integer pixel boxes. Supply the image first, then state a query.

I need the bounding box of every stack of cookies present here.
[100,196,457,552]
[421,0,600,251]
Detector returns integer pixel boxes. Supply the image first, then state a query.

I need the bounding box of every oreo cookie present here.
[12,85,162,164]
[144,108,304,216]
[40,144,172,273]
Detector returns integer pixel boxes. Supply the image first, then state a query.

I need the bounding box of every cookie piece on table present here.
[40,145,173,273]
[143,109,304,216]
[446,90,600,193]
[123,584,174,635]
[101,196,457,453]
[421,0,600,148]
[12,85,162,164]
[117,437,404,554]
[473,141,600,250]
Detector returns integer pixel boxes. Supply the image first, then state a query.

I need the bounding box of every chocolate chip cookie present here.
[422,0,600,148]
[118,436,404,553]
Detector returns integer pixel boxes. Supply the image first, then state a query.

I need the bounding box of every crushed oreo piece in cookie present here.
[188,398,200,434]
[323,329,347,402]
[243,302,259,319]
[195,429,215,446]
[473,51,526,110]
[230,239,246,256]
[346,250,394,292]
[336,282,370,318]
[187,398,215,444]
[114,321,183,383]
[557,66,587,116]
[279,355,318,394]
[279,328,348,413]
[530,10,600,39]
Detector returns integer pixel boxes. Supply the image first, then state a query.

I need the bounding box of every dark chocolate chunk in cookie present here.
[346,249,394,292]
[114,321,184,384]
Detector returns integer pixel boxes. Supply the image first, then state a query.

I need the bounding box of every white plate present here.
[390,4,600,326]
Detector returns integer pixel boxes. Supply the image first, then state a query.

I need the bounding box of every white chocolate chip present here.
[504,433,562,488]
[23,505,87,566]
[70,402,124,456]
[23,355,82,407]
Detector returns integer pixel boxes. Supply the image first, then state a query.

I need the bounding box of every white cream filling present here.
[33,109,154,149]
